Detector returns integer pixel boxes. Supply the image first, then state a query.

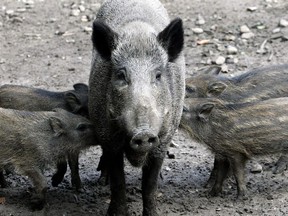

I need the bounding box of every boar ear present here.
[157,18,184,62]
[207,82,227,97]
[73,83,88,93]
[49,117,65,137]
[204,66,222,75]
[92,20,118,61]
[197,103,215,122]
[64,92,82,113]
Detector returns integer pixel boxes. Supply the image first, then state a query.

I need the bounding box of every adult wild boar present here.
[185,64,288,185]
[0,83,88,190]
[0,108,96,210]
[181,97,288,198]
[88,0,185,215]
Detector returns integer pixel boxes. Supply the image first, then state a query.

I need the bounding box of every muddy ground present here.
[1,0,288,215]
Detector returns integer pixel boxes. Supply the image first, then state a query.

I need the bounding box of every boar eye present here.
[156,71,162,81]
[116,68,127,81]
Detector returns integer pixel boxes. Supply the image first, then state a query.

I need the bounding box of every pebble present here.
[226,45,238,54]
[195,14,205,25]
[240,25,251,33]
[272,28,281,33]
[279,19,288,27]
[16,8,26,13]
[250,163,263,173]
[192,28,204,34]
[70,9,80,17]
[23,0,34,5]
[81,15,89,22]
[83,26,92,33]
[79,5,85,12]
[224,34,236,41]
[247,6,258,11]
[241,32,255,39]
[215,56,226,65]
[0,58,6,64]
[5,10,14,16]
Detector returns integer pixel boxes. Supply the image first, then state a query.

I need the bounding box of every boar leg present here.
[107,150,127,215]
[142,150,165,216]
[209,156,230,197]
[229,154,248,199]
[0,169,7,188]
[97,153,109,186]
[273,155,288,174]
[68,151,82,191]
[24,168,47,210]
[51,155,67,187]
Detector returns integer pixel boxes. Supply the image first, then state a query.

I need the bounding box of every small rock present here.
[272,28,281,33]
[165,166,171,171]
[221,64,229,72]
[192,28,204,34]
[195,14,205,25]
[215,56,226,65]
[0,22,3,27]
[81,15,89,22]
[78,5,85,12]
[66,39,75,43]
[16,8,26,13]
[226,45,238,54]
[241,32,255,39]
[224,34,236,41]
[247,6,257,11]
[70,9,80,17]
[5,10,14,16]
[240,25,250,33]
[0,58,6,64]
[279,19,288,27]
[83,26,92,33]
[250,163,263,173]
[23,0,34,5]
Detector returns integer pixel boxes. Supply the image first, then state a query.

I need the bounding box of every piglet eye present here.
[76,123,90,131]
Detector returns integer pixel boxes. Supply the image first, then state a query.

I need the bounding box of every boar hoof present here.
[236,191,248,201]
[51,173,64,187]
[30,194,45,210]
[209,186,222,197]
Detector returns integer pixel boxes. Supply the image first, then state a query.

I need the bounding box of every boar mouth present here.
[125,147,148,167]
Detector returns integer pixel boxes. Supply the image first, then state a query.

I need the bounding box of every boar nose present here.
[130,131,159,152]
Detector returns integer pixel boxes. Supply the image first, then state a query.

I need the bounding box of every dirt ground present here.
[1,0,288,215]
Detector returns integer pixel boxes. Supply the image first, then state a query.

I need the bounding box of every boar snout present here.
[130,130,159,152]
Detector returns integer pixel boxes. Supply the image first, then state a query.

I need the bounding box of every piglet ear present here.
[157,18,184,62]
[49,117,65,137]
[73,83,88,93]
[207,82,227,97]
[197,103,215,122]
[92,20,118,61]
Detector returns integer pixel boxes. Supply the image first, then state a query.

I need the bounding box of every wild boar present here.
[0,108,96,210]
[88,0,185,215]
[0,83,88,190]
[185,64,288,184]
[181,97,288,198]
